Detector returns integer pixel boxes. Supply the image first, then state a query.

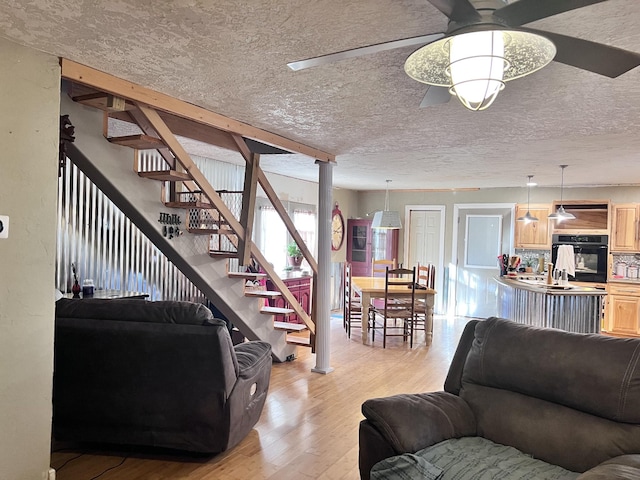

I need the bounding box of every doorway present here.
[452,204,514,318]
[404,205,445,313]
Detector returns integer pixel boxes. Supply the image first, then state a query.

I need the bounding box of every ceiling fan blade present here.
[426,0,482,23]
[420,85,451,107]
[524,28,640,78]
[493,0,606,27]
[287,33,445,71]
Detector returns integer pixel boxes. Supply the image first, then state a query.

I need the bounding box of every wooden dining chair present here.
[371,266,416,348]
[413,263,436,341]
[370,258,398,320]
[343,261,363,338]
[372,258,397,277]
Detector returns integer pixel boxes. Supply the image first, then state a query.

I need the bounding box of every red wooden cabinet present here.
[346,218,399,276]
[266,275,312,324]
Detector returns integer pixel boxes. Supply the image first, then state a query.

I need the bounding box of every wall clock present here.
[331,203,345,251]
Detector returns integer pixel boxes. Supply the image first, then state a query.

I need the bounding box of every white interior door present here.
[453,204,514,318]
[405,205,445,313]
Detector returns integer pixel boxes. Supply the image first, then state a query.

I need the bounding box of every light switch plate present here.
[0,215,9,239]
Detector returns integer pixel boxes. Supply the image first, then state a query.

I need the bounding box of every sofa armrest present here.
[578,455,640,479]
[234,341,272,379]
[359,391,476,480]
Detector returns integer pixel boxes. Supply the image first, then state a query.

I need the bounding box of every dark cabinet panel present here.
[266,275,312,324]
[346,218,399,277]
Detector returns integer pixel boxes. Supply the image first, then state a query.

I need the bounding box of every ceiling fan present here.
[287,0,640,111]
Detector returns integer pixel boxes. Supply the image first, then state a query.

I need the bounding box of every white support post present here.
[312,160,334,374]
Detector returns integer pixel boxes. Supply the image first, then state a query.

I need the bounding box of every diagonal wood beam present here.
[136,104,313,332]
[258,170,318,274]
[231,133,318,274]
[136,104,246,238]
[62,58,335,163]
[238,152,259,266]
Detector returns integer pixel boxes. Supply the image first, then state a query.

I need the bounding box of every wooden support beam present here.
[62,58,335,163]
[239,152,259,266]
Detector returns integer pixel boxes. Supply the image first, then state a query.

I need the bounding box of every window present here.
[255,201,317,273]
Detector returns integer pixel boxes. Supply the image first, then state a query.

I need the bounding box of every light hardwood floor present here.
[51,315,472,479]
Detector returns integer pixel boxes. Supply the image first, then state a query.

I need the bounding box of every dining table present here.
[351,276,436,345]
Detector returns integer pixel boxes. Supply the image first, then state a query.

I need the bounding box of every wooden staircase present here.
[87,101,314,349]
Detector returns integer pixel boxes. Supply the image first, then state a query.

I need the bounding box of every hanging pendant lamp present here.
[548,165,576,221]
[372,180,402,229]
[517,175,538,223]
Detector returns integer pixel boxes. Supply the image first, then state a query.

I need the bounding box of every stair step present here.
[228,271,267,279]
[138,170,192,182]
[261,306,294,315]
[208,251,238,258]
[244,290,282,299]
[108,134,167,150]
[189,228,219,235]
[274,321,307,332]
[72,92,135,112]
[164,200,213,209]
[286,333,312,347]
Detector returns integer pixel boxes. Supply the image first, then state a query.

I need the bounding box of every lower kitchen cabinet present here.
[266,275,312,324]
[605,283,640,337]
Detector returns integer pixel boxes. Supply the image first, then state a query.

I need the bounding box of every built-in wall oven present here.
[551,234,608,283]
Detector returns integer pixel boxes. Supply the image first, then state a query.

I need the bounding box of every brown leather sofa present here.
[53,298,272,453]
[359,317,640,479]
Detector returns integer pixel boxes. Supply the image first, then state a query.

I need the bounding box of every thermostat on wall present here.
[0,215,9,239]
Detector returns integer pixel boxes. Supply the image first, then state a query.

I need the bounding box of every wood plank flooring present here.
[51,315,472,479]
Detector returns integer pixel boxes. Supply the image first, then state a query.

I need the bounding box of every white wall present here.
[359,186,640,265]
[0,38,60,479]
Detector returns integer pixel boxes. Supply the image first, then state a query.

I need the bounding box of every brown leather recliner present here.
[53,298,272,453]
[359,317,640,479]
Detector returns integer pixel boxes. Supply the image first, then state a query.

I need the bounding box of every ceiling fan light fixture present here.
[404,28,556,111]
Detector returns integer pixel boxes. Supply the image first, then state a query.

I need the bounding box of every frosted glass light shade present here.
[372,210,402,229]
[449,31,505,110]
[404,29,556,111]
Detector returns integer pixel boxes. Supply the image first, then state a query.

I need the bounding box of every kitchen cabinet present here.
[605,283,640,337]
[550,201,609,235]
[346,218,398,276]
[514,204,551,249]
[611,204,639,252]
[266,275,312,324]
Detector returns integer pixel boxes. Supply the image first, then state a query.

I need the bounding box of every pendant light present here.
[548,165,576,221]
[372,180,402,229]
[517,175,538,223]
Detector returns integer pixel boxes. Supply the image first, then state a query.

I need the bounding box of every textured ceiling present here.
[1,0,639,191]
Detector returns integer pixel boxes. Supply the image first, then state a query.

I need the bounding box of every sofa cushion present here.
[578,455,640,479]
[56,298,219,326]
[372,437,579,480]
[462,317,640,423]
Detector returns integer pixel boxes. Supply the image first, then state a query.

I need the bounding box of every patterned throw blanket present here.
[371,437,580,480]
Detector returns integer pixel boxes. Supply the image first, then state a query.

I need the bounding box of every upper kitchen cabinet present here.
[611,204,639,252]
[514,204,552,249]
[550,200,610,235]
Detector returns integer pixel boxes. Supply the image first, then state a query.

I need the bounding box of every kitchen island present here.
[496,276,607,334]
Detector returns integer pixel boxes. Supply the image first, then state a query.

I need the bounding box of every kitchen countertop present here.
[496,276,607,296]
